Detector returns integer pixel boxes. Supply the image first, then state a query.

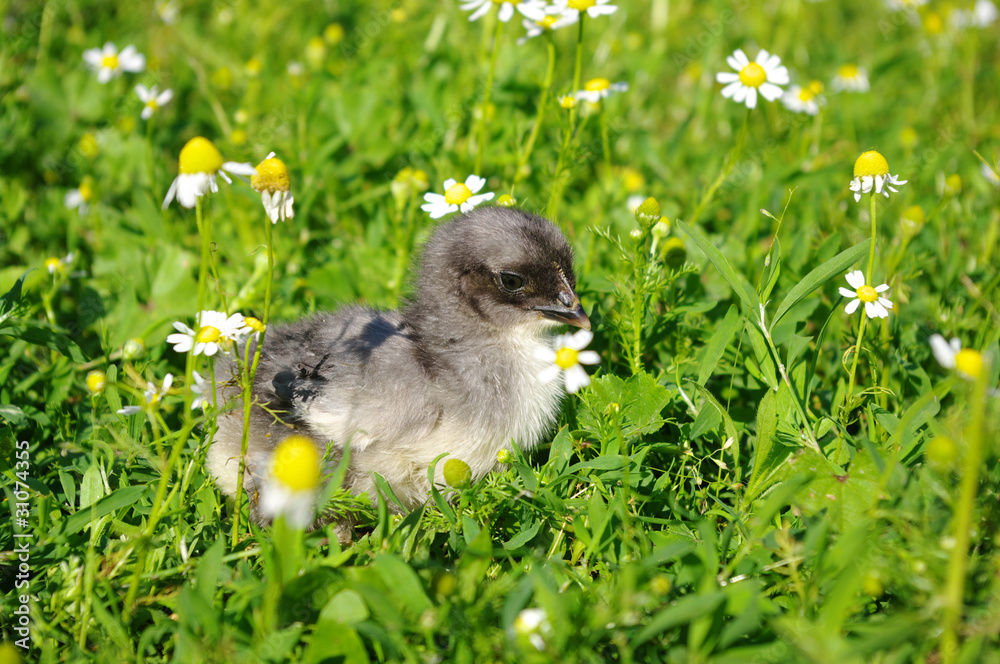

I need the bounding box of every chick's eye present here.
[498,271,526,293]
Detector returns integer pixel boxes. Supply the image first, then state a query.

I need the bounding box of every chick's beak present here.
[532,289,591,330]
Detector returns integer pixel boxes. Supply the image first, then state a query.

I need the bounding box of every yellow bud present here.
[862,571,884,597]
[86,370,107,394]
[944,174,962,196]
[636,197,661,221]
[443,458,472,489]
[272,435,321,491]
[252,156,291,193]
[662,237,687,268]
[925,436,958,468]
[496,194,516,207]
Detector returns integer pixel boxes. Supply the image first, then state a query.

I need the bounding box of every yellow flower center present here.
[954,349,983,380]
[45,258,62,273]
[178,137,224,175]
[195,325,221,343]
[146,98,158,110]
[808,80,824,95]
[79,177,95,201]
[856,285,878,303]
[555,347,579,369]
[559,95,577,109]
[101,54,119,70]
[584,77,611,92]
[798,88,815,102]
[86,370,107,394]
[738,62,767,88]
[854,150,890,178]
[568,0,595,9]
[245,316,266,333]
[272,435,321,491]
[838,64,859,79]
[496,194,516,207]
[444,182,473,205]
[538,15,559,28]
[251,157,291,193]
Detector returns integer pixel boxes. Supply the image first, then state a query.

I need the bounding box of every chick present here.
[207,206,589,527]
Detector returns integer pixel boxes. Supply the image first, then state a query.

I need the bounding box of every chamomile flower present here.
[929,335,984,380]
[162,137,257,209]
[118,373,173,416]
[190,371,210,410]
[421,175,495,219]
[831,64,870,92]
[83,42,146,83]
[552,0,618,19]
[850,150,907,202]
[558,94,577,109]
[536,329,600,393]
[715,48,789,109]
[575,77,629,102]
[241,316,266,340]
[460,0,544,22]
[781,84,825,115]
[135,84,173,120]
[839,270,893,319]
[166,310,246,356]
[251,152,295,223]
[259,435,322,529]
[517,11,578,44]
[64,177,95,215]
[85,370,107,395]
[45,253,74,275]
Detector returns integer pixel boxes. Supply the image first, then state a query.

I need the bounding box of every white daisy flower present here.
[839,270,893,319]
[117,373,172,416]
[117,405,143,416]
[251,152,295,223]
[135,84,173,120]
[517,10,578,44]
[929,335,984,381]
[575,77,629,102]
[552,0,618,19]
[421,175,495,219]
[715,48,789,109]
[190,371,210,410]
[461,0,545,22]
[240,316,267,341]
[44,253,74,275]
[850,150,907,202]
[781,84,825,115]
[259,435,322,529]
[950,0,998,27]
[166,310,246,356]
[64,177,95,215]
[831,64,870,92]
[82,42,146,84]
[162,136,257,209]
[536,329,600,393]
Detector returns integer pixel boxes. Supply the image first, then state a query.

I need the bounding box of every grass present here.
[2,0,1000,661]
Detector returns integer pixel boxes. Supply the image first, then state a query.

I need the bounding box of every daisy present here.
[251,152,295,223]
[552,0,618,19]
[839,270,893,319]
[421,175,495,219]
[83,42,146,84]
[259,435,322,529]
[536,329,600,393]
[162,136,257,209]
[118,373,173,416]
[929,335,984,381]
[461,0,545,22]
[517,11,578,44]
[64,177,95,215]
[781,84,825,115]
[831,64,869,92]
[575,77,629,102]
[166,310,246,356]
[715,48,789,109]
[135,84,173,120]
[44,253,74,275]
[240,316,266,340]
[190,371,211,410]
[558,94,577,109]
[850,150,907,202]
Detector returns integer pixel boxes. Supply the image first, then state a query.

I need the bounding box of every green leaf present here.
[688,383,741,470]
[633,591,727,646]
[676,220,753,310]
[0,404,27,427]
[0,323,87,362]
[698,304,742,385]
[0,268,32,326]
[759,237,781,304]
[319,589,370,625]
[373,554,432,617]
[503,520,541,550]
[770,240,868,331]
[61,485,149,536]
[578,372,672,440]
[79,464,104,509]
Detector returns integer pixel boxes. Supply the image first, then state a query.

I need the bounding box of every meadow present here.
[1,0,1000,661]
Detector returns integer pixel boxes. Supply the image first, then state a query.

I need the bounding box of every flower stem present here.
[231,216,276,547]
[866,192,877,283]
[843,312,868,418]
[474,17,504,175]
[940,371,987,662]
[514,36,556,188]
[546,15,586,219]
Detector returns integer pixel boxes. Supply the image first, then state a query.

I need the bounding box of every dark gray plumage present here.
[207,206,589,529]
